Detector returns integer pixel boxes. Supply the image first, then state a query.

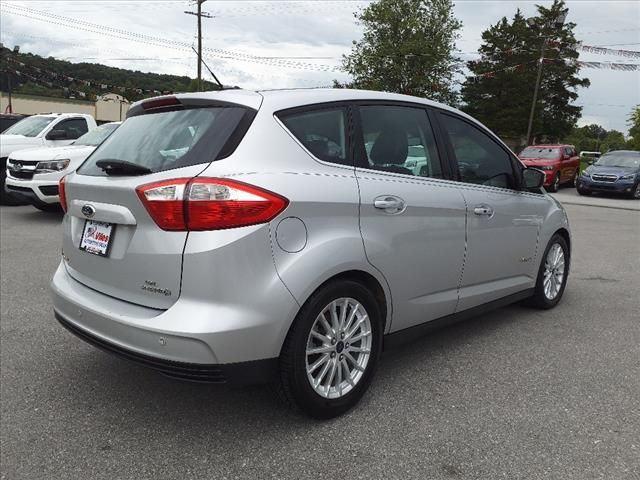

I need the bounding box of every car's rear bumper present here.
[51,261,297,383]
[55,312,277,384]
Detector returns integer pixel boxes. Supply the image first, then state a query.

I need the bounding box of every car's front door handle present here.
[374,196,406,213]
[473,205,494,216]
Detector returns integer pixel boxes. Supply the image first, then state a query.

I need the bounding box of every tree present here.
[627,105,640,151]
[461,0,589,145]
[562,124,625,153]
[341,0,462,104]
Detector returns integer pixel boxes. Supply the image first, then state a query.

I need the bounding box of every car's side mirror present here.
[522,167,545,190]
[46,129,68,140]
[563,154,570,160]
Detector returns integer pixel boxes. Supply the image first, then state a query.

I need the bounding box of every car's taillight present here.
[59,176,68,212]
[136,178,288,231]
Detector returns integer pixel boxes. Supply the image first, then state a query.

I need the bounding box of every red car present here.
[518,145,580,192]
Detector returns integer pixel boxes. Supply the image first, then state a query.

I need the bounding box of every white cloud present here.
[1,0,638,133]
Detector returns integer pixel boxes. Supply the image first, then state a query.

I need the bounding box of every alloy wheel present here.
[543,243,565,300]
[305,298,372,399]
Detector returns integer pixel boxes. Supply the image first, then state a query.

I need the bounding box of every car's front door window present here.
[439,113,515,189]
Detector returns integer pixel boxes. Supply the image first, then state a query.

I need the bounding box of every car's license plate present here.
[79,220,114,257]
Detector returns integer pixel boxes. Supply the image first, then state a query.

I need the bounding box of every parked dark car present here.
[576,150,640,199]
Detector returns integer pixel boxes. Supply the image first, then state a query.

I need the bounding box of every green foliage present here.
[341,0,462,104]
[563,124,626,153]
[627,105,640,150]
[1,46,218,102]
[461,0,589,144]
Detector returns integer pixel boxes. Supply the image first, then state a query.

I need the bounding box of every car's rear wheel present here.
[527,233,569,309]
[548,173,561,193]
[277,279,382,419]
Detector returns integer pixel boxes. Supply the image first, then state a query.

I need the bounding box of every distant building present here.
[0,92,130,123]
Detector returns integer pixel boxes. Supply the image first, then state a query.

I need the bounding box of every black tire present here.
[547,173,560,193]
[34,203,62,212]
[277,279,383,419]
[0,167,28,206]
[527,233,569,309]
[571,169,579,187]
[628,183,640,200]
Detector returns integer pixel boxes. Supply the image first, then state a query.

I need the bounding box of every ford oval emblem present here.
[81,204,96,218]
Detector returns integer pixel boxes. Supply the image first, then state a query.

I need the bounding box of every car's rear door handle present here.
[473,205,494,216]
[374,196,406,213]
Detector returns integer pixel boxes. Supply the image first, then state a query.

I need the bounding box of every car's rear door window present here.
[278,107,349,166]
[356,105,443,178]
[78,107,248,176]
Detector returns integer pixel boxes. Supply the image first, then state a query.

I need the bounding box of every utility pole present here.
[184,0,212,91]
[525,39,547,146]
[525,9,568,146]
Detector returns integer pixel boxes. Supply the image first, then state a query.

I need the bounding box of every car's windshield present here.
[519,147,561,159]
[595,153,640,168]
[78,106,247,176]
[74,123,119,147]
[2,116,56,137]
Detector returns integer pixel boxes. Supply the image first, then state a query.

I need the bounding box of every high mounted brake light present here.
[141,96,181,111]
[136,178,289,231]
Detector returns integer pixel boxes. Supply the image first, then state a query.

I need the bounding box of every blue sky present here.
[1,0,638,134]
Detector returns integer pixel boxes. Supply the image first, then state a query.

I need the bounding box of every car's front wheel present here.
[548,173,561,193]
[527,233,569,309]
[278,279,382,419]
[628,183,640,200]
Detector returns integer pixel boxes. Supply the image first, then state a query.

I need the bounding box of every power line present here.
[0,3,341,71]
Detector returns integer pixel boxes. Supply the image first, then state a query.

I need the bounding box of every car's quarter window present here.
[438,113,515,189]
[357,105,443,178]
[278,108,348,166]
[56,118,89,139]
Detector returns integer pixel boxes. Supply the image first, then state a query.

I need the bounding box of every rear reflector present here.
[59,176,68,212]
[136,178,288,231]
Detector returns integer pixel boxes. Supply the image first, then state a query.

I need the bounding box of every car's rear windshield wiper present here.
[95,159,152,176]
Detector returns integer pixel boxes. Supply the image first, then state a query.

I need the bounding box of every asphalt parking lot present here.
[1,200,639,480]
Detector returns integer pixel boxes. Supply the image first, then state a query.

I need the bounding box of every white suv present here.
[5,122,120,211]
[1,113,98,204]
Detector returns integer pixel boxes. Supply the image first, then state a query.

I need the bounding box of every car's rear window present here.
[77,107,248,176]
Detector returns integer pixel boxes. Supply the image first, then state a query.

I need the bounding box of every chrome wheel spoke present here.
[309,353,330,374]
[314,359,332,388]
[319,313,334,337]
[306,345,334,355]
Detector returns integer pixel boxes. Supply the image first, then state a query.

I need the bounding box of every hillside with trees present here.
[0,45,219,103]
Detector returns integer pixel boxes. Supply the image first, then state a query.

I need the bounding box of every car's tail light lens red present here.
[59,176,68,212]
[136,178,288,231]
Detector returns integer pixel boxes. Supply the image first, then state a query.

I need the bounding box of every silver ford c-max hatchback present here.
[51,89,570,418]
